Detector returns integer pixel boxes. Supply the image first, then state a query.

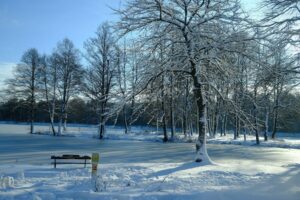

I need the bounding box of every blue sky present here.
[0,0,122,85]
[0,0,121,62]
[0,0,261,86]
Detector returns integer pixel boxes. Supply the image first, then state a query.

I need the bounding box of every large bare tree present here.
[116,0,248,162]
[54,38,82,136]
[83,23,116,139]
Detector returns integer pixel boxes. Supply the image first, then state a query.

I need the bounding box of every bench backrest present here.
[51,155,91,159]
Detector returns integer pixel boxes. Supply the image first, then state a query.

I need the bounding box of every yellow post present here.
[91,153,99,191]
[91,153,99,177]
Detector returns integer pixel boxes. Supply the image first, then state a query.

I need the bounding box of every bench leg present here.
[54,159,56,169]
[84,159,86,168]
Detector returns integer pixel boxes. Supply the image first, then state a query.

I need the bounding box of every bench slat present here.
[51,156,91,159]
[51,162,90,164]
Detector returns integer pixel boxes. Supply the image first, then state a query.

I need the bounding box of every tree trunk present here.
[128,95,135,134]
[30,116,34,134]
[45,83,56,136]
[162,112,168,142]
[191,65,208,163]
[213,101,219,138]
[161,74,168,142]
[50,65,57,136]
[243,128,247,142]
[30,90,34,134]
[63,113,67,131]
[30,96,34,134]
[272,92,279,139]
[264,109,269,141]
[99,121,105,139]
[124,105,129,134]
[99,102,106,139]
[183,114,187,138]
[170,74,175,140]
[50,114,56,136]
[30,62,36,134]
[271,109,278,139]
[220,115,224,137]
[223,114,227,136]
[234,113,238,140]
[207,107,212,137]
[254,86,260,145]
[57,104,65,136]
[58,117,63,136]
[183,80,189,138]
[194,86,207,162]
[50,94,57,136]
[189,120,193,136]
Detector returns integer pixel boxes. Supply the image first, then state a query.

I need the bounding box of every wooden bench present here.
[51,154,91,168]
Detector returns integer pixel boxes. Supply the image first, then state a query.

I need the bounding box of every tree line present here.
[1,0,299,162]
[0,97,154,126]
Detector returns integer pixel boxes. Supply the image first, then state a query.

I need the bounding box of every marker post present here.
[91,153,99,191]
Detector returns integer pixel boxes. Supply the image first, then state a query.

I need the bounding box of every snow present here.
[207,134,300,149]
[1,123,299,149]
[0,176,14,189]
[0,123,300,199]
[55,124,300,149]
[1,162,300,200]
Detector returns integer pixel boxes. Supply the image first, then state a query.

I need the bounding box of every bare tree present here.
[83,23,116,139]
[40,54,59,136]
[116,0,249,162]
[6,48,41,134]
[54,38,82,136]
[262,0,300,46]
[261,0,300,74]
[267,40,295,139]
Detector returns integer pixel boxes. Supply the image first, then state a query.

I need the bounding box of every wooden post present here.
[92,153,99,176]
[91,153,100,191]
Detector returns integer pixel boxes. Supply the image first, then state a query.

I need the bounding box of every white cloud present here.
[0,62,16,89]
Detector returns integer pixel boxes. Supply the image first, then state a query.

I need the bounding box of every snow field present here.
[0,123,300,199]
[1,123,300,149]
[2,162,295,200]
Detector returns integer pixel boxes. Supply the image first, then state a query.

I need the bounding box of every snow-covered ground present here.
[2,162,300,200]
[207,133,300,149]
[0,123,300,199]
[1,123,300,149]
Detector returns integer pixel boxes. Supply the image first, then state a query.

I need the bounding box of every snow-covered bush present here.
[0,176,14,189]
[94,175,107,192]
